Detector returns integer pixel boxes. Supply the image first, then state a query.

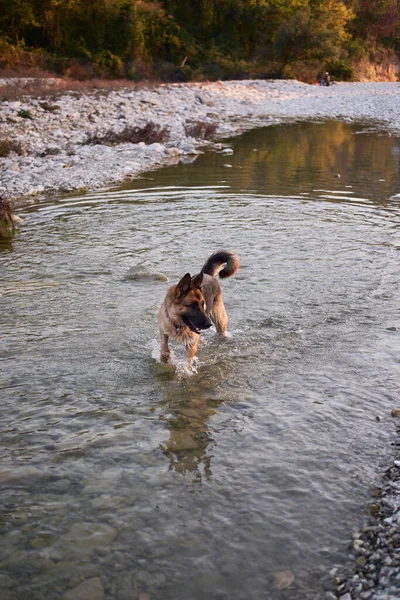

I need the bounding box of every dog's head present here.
[174,272,212,334]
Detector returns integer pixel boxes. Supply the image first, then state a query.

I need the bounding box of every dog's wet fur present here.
[158,250,240,366]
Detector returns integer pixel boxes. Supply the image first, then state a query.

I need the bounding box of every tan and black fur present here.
[158,250,240,366]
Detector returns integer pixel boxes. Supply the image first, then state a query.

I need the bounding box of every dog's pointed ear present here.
[192,272,203,289]
[176,273,191,297]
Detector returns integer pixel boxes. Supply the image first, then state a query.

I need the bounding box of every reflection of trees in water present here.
[233,120,398,197]
[146,120,399,205]
[158,375,229,481]
[166,120,400,204]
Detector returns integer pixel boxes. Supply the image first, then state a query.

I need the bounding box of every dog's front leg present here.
[186,338,199,368]
[160,333,171,363]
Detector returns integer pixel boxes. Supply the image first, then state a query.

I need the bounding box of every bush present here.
[200,63,225,81]
[18,109,33,119]
[0,139,24,157]
[65,60,94,81]
[124,58,151,81]
[326,60,354,81]
[352,45,400,82]
[84,122,169,146]
[185,120,217,139]
[94,51,123,79]
[0,39,49,72]
[152,60,180,81]
[39,101,61,112]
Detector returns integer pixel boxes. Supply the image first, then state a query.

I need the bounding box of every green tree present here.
[273,0,354,69]
[0,0,38,43]
[348,0,400,44]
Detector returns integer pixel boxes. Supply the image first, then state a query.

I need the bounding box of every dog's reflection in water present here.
[158,377,228,482]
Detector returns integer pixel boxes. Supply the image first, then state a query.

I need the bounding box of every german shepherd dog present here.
[158,250,240,367]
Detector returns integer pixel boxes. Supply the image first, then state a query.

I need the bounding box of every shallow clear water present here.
[1,121,400,600]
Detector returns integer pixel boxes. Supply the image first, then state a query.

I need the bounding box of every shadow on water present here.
[1,120,400,600]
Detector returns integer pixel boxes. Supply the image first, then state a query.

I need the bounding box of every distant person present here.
[324,72,331,86]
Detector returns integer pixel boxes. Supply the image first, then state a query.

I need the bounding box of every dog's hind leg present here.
[210,296,229,337]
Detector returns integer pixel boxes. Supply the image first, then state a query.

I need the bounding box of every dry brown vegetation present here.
[352,47,400,82]
[84,122,169,146]
[39,101,61,112]
[0,139,24,157]
[185,120,218,139]
[0,73,151,102]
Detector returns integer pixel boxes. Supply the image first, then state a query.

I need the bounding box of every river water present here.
[1,121,400,600]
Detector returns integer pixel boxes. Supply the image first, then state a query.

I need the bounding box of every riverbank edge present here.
[1,79,400,209]
[332,416,400,600]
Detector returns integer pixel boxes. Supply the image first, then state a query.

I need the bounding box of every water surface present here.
[1,121,400,600]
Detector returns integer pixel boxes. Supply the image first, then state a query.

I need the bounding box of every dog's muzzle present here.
[183,315,212,335]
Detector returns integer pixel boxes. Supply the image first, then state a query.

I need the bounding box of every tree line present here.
[0,0,399,81]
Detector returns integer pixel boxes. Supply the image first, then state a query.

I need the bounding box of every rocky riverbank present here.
[1,79,400,204]
[330,417,400,600]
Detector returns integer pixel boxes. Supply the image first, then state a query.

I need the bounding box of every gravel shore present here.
[1,79,400,204]
[2,78,400,599]
[330,417,400,600]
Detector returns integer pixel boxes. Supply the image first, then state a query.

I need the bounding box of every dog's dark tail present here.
[201,250,240,279]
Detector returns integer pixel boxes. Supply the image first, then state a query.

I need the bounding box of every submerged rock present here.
[63,577,104,600]
[123,264,169,282]
[0,465,42,484]
[270,570,294,590]
[58,522,118,556]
